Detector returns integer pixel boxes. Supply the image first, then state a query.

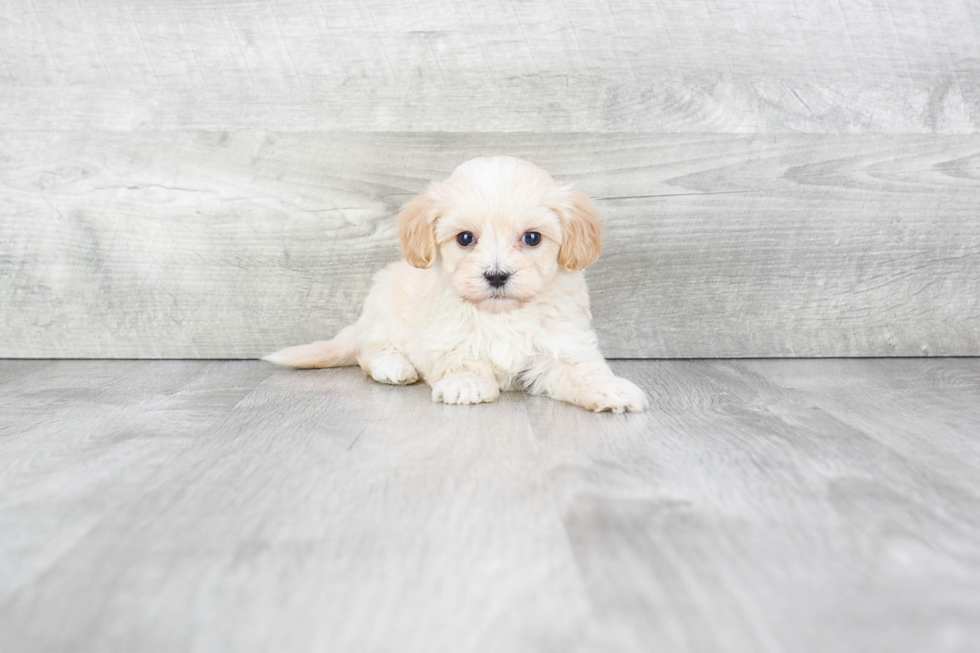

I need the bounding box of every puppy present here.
[265,156,647,413]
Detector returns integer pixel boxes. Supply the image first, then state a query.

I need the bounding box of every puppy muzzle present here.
[484,270,510,288]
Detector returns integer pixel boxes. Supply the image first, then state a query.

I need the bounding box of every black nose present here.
[484,271,510,288]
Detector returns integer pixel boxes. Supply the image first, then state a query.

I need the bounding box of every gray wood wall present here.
[2,1,978,358]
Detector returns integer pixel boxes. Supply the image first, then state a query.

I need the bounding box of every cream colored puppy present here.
[265,156,647,413]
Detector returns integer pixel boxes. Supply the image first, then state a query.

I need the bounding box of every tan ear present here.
[397,191,440,269]
[556,190,604,271]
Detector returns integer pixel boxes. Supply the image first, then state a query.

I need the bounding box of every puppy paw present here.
[580,377,648,414]
[369,353,419,385]
[432,373,500,405]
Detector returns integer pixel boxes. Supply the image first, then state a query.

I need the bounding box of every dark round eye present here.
[456,231,476,247]
[521,231,542,247]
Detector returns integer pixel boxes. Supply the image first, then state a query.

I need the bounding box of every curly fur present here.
[265,156,647,413]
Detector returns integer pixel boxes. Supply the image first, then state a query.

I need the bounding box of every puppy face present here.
[398,157,603,313]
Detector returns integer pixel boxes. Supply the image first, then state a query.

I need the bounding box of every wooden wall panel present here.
[2,132,977,358]
[0,1,977,357]
[0,1,977,132]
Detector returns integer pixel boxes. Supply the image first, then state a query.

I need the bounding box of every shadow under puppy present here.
[265,156,647,413]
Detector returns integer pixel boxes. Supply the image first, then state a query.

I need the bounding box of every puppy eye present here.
[521,231,542,247]
[456,231,476,247]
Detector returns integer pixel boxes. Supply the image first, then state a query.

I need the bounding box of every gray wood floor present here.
[1,358,978,653]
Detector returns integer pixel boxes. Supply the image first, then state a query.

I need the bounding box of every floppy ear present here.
[555,189,604,271]
[397,191,440,269]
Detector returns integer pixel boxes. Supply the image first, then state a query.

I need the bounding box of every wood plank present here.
[0,366,590,653]
[739,358,980,493]
[2,132,978,358]
[0,360,53,387]
[1,1,977,132]
[526,359,980,653]
[2,78,975,134]
[0,360,272,604]
[2,359,979,652]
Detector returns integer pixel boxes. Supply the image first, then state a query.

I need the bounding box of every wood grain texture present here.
[738,358,980,493]
[0,361,590,653]
[1,358,978,652]
[530,359,980,653]
[2,132,978,358]
[0,360,273,604]
[0,0,978,132]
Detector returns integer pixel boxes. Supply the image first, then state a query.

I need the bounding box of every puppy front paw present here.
[432,373,500,405]
[369,353,419,385]
[580,377,648,414]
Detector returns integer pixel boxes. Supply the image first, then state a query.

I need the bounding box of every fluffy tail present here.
[262,325,358,369]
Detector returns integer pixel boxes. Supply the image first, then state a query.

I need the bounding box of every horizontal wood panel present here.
[2,79,975,133]
[2,132,978,358]
[7,0,976,85]
[1,1,977,132]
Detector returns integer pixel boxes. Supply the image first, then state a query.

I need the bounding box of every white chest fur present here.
[410,271,598,389]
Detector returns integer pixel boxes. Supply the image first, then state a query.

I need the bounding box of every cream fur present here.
[265,156,647,413]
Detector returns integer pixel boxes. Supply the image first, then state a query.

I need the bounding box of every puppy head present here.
[397,156,603,313]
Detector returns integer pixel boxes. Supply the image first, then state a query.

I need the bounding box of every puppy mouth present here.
[487,286,524,303]
[457,274,530,311]
[475,291,528,312]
